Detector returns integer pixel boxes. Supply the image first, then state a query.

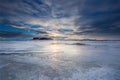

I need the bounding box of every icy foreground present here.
[0,41,120,80]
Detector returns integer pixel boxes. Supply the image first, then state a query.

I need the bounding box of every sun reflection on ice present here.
[47,41,63,62]
[44,41,82,63]
[42,40,83,71]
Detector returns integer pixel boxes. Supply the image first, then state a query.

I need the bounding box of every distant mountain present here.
[33,37,53,40]
[65,38,120,41]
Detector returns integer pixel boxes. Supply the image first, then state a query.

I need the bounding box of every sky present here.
[0,0,120,40]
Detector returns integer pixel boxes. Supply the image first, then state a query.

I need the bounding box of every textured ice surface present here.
[0,41,120,80]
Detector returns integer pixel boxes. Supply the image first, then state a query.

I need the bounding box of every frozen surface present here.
[0,41,120,80]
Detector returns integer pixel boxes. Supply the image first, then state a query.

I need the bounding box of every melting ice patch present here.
[70,67,116,80]
[28,67,116,80]
[0,66,117,80]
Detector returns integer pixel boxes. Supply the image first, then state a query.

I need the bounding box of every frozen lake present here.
[0,40,120,80]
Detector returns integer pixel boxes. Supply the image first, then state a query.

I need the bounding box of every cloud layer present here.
[0,0,120,40]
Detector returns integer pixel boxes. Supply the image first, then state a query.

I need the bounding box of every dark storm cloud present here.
[0,0,120,39]
[0,0,51,19]
[75,0,120,38]
[0,30,33,38]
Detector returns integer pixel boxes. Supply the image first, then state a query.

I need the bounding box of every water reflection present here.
[45,41,63,63]
[42,41,82,65]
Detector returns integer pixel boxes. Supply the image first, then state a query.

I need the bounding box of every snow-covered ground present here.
[0,41,120,80]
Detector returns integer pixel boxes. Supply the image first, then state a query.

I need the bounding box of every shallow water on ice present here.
[0,41,120,80]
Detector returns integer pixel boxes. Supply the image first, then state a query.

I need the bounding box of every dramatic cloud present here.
[0,30,32,38]
[0,0,120,40]
[74,0,120,39]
